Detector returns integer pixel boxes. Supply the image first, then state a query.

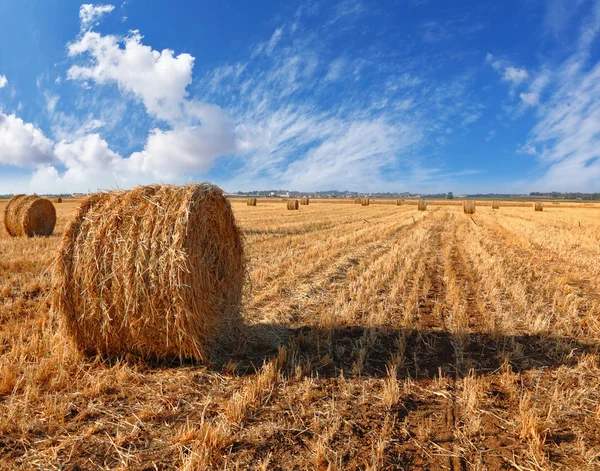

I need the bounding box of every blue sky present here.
[1,0,600,194]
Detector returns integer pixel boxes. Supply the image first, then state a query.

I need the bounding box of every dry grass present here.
[463,200,476,214]
[0,198,599,470]
[396,199,403,205]
[52,184,245,362]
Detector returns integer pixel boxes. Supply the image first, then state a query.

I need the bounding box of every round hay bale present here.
[247,198,257,206]
[56,197,63,203]
[491,201,500,209]
[396,199,403,206]
[52,184,245,362]
[287,199,299,210]
[300,197,309,205]
[534,202,544,211]
[4,195,56,237]
[361,198,370,206]
[417,200,427,211]
[463,200,476,214]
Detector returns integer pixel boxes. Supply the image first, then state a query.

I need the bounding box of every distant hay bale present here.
[534,202,544,211]
[463,200,476,214]
[300,197,309,205]
[56,197,63,203]
[354,198,362,204]
[287,199,299,210]
[491,201,500,209]
[247,198,257,206]
[361,198,370,206]
[417,200,427,211]
[4,194,56,237]
[52,183,245,362]
[396,199,403,205]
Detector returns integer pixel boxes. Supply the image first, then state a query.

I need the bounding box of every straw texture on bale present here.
[417,200,427,211]
[396,199,403,205]
[463,200,476,214]
[300,197,309,205]
[247,198,257,206]
[492,201,500,209]
[52,183,245,362]
[287,200,299,210]
[56,197,63,203]
[4,194,56,237]
[534,202,544,212]
[354,198,362,204]
[361,198,370,206]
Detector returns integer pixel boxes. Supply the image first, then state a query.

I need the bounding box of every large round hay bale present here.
[463,200,476,214]
[4,195,56,237]
[247,198,257,206]
[52,184,245,362]
[287,199,299,210]
[417,200,427,211]
[361,198,370,206]
[300,197,309,205]
[56,197,63,203]
[534,202,544,211]
[396,199,403,206]
[491,201,500,209]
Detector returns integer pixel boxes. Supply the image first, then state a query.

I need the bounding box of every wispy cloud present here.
[0,75,7,89]
[521,1,600,191]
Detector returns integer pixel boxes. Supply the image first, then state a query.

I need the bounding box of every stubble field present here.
[0,198,599,470]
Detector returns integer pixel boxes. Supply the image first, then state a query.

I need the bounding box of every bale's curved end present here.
[52,183,245,362]
[4,195,56,237]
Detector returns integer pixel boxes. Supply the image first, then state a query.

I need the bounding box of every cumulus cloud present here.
[79,4,115,31]
[68,30,195,122]
[0,75,7,88]
[0,112,55,167]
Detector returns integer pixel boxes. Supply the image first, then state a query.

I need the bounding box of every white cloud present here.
[325,57,346,82]
[486,53,529,88]
[522,3,600,191]
[0,112,55,167]
[0,75,7,88]
[502,66,528,85]
[79,4,115,31]
[45,93,59,113]
[519,92,539,106]
[129,102,237,176]
[517,144,537,156]
[67,30,195,122]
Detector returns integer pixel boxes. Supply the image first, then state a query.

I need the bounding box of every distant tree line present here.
[529,192,600,200]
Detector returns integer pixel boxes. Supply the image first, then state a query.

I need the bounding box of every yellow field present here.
[1,199,599,470]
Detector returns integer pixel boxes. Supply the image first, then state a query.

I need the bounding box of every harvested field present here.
[1,199,599,470]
